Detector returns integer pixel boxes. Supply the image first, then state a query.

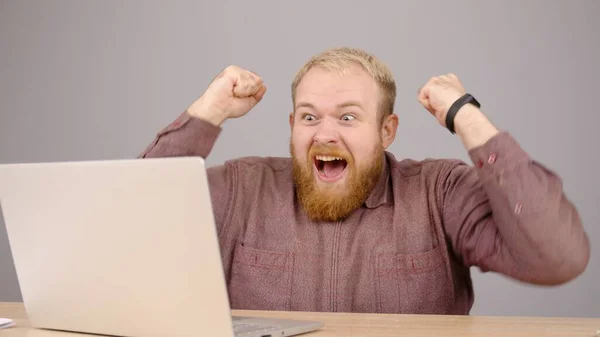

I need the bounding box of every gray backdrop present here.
[1,0,598,318]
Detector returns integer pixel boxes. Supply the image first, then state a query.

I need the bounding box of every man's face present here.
[289,65,397,222]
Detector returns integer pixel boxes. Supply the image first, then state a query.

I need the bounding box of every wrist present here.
[453,105,500,150]
[453,104,485,131]
[186,100,227,127]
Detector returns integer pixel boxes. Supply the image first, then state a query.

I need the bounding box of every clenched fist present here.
[187,65,267,126]
[417,73,470,128]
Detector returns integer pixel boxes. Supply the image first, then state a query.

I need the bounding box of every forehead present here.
[295,65,379,111]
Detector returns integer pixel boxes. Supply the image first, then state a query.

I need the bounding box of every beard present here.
[290,140,384,222]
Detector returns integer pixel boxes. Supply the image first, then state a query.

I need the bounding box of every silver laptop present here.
[0,157,323,337]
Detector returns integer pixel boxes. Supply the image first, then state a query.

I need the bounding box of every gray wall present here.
[1,0,598,318]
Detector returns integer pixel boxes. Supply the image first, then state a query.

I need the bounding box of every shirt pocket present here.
[228,242,294,311]
[374,244,449,314]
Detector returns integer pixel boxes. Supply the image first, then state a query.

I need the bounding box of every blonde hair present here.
[291,47,396,122]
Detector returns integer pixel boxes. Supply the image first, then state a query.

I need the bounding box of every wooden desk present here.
[1,302,599,337]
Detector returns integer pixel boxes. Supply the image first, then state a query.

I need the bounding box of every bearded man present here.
[140,47,590,315]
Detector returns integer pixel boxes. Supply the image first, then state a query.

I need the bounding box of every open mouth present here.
[314,155,348,182]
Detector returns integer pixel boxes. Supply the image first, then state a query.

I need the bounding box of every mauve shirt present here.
[140,111,590,315]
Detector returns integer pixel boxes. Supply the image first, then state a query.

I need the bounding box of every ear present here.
[289,112,295,130]
[380,113,398,149]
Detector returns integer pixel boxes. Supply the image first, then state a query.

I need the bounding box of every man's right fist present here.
[187,65,267,126]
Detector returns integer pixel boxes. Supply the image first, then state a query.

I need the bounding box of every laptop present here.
[0,157,324,337]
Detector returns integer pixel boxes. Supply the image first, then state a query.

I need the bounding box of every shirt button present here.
[488,153,497,164]
[514,202,522,214]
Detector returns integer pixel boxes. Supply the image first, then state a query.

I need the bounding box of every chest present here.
[223,198,455,314]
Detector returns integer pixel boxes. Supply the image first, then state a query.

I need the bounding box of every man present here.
[140,47,590,315]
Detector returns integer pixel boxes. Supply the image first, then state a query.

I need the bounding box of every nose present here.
[313,119,339,145]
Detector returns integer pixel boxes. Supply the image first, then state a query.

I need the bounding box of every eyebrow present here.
[294,101,365,110]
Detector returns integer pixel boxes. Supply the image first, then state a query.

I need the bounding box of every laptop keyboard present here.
[232,322,280,337]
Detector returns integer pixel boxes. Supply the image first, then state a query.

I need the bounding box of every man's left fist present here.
[417,73,469,127]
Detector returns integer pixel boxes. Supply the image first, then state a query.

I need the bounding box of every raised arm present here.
[441,132,589,285]
[417,74,590,285]
[137,65,267,233]
[139,65,266,159]
[139,111,222,159]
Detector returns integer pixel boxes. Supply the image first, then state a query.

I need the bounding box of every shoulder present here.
[207,155,293,190]
[385,152,478,208]
[385,152,470,179]
[223,155,292,173]
[214,156,295,210]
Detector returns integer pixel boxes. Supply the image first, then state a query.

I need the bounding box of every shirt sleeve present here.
[138,111,222,159]
[440,131,590,285]
[137,111,232,233]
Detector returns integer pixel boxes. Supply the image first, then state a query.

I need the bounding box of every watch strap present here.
[445,93,481,134]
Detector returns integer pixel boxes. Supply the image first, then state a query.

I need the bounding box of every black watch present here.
[445,93,481,134]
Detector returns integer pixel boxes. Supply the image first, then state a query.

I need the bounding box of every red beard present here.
[290,141,384,222]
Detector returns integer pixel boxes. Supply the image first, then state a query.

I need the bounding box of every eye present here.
[302,114,316,121]
[341,114,356,121]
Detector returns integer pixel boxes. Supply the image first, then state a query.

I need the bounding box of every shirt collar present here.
[364,151,394,209]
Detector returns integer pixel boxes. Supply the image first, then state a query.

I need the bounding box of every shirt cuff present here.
[467,131,531,176]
